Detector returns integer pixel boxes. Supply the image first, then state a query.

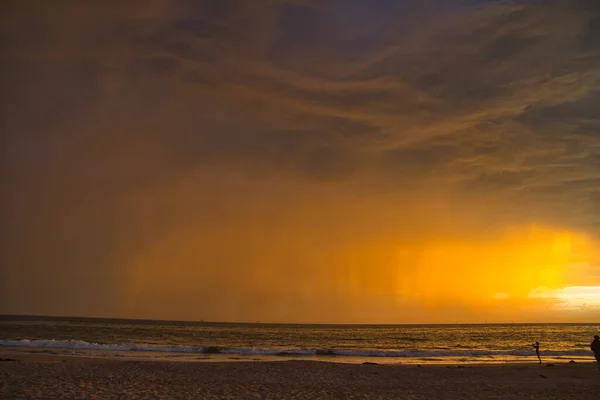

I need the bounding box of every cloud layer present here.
[2,0,599,322]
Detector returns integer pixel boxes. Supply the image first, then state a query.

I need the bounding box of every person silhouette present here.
[532,341,541,364]
[591,335,600,371]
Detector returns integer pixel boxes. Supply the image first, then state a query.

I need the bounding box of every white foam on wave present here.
[0,339,591,358]
[0,339,204,353]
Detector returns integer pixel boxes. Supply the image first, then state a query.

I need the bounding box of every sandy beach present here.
[1,354,599,399]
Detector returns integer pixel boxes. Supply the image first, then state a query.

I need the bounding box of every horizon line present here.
[1,313,599,327]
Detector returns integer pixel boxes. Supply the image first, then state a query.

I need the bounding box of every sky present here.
[1,0,599,324]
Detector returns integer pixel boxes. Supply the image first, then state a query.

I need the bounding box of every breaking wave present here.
[0,339,591,358]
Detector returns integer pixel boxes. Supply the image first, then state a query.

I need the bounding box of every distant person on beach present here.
[532,341,541,364]
[591,335,600,371]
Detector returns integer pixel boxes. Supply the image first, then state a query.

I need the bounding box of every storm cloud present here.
[1,0,599,323]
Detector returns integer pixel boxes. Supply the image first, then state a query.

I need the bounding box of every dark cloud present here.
[1,0,599,322]
[518,91,600,124]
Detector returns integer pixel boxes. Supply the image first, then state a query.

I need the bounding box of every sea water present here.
[0,315,598,364]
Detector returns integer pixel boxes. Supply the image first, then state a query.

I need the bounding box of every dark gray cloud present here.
[1,0,599,321]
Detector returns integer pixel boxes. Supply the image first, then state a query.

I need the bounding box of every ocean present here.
[1,315,598,364]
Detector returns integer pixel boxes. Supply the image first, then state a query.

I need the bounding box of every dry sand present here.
[1,354,599,399]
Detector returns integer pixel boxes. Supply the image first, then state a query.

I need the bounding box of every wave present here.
[0,339,592,358]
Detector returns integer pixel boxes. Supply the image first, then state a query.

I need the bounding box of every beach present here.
[2,354,599,399]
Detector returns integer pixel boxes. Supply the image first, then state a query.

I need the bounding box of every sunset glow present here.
[530,286,600,311]
[392,227,589,303]
[2,0,599,324]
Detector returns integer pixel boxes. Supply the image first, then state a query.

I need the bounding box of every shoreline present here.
[0,349,596,368]
[2,353,599,399]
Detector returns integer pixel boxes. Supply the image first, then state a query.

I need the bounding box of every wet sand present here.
[1,353,599,399]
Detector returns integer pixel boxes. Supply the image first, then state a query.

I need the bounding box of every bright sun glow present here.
[391,225,596,308]
[529,286,600,310]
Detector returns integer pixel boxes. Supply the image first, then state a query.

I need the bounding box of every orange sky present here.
[2,0,599,323]
[115,173,600,323]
